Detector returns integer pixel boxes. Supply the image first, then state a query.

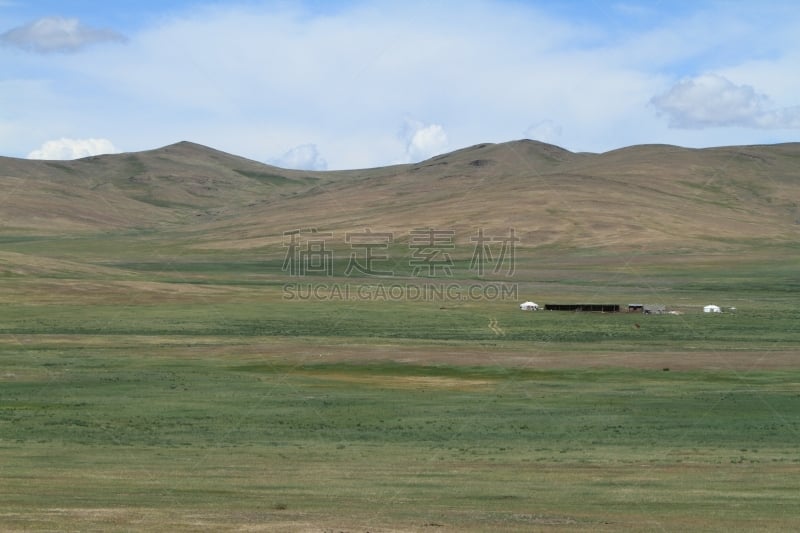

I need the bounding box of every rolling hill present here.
[1,139,799,259]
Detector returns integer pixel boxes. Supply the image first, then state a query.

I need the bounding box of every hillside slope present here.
[0,141,323,233]
[185,140,800,252]
[1,140,799,254]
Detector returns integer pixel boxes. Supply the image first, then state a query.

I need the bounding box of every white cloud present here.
[0,16,126,53]
[3,3,800,166]
[402,119,448,163]
[270,144,328,170]
[27,138,120,160]
[524,120,563,145]
[651,74,800,129]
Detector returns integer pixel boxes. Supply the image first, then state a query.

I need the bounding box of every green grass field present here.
[1,246,799,531]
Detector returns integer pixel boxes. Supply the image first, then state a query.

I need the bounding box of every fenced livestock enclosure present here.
[544,303,621,312]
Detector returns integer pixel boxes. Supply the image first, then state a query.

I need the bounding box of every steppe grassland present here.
[1,243,799,531]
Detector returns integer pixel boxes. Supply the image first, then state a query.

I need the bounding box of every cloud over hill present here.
[1,16,126,53]
[27,138,120,160]
[652,74,800,129]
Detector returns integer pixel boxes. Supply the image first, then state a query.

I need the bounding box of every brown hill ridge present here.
[1,139,799,252]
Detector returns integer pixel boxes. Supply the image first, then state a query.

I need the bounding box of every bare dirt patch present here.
[2,334,795,372]
[259,342,800,372]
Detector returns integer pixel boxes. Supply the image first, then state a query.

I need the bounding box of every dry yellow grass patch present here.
[293,371,495,390]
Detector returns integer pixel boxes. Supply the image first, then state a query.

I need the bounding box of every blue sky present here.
[2,1,799,169]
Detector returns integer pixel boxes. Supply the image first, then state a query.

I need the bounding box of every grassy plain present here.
[1,244,799,532]
[1,141,799,530]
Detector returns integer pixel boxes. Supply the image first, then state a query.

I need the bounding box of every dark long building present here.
[544,304,620,312]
